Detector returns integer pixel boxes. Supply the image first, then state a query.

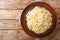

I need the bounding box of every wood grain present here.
[55,8,60,15]
[0,0,59,9]
[0,9,59,20]
[0,19,59,30]
[0,30,59,40]
[18,30,60,40]
[0,20,21,29]
[43,0,60,8]
[0,30,33,40]
[17,30,33,40]
[40,30,60,40]
[0,10,22,19]
[0,0,35,9]
[0,30,18,40]
[55,8,60,19]
[0,0,59,40]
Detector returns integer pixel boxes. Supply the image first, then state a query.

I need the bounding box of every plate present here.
[21,2,57,38]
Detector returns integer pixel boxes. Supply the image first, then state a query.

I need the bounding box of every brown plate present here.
[21,2,57,38]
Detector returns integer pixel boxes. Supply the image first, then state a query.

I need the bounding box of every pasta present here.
[26,6,52,34]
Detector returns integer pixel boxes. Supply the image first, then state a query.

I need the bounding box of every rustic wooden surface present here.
[0,0,60,40]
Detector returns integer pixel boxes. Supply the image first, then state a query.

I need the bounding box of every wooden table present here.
[0,0,60,40]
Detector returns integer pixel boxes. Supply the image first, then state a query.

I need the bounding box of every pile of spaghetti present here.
[26,6,52,34]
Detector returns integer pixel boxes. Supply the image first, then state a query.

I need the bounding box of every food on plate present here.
[26,6,52,34]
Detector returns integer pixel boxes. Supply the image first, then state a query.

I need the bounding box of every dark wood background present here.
[0,0,60,40]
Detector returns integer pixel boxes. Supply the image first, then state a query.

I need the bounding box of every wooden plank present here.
[55,8,60,19]
[0,29,59,40]
[43,0,60,8]
[18,30,60,40]
[40,30,60,40]
[0,30,33,40]
[0,20,21,29]
[0,4,59,20]
[0,29,58,40]
[0,19,59,30]
[0,9,59,20]
[0,9,59,29]
[0,10,23,19]
[56,23,60,30]
[0,0,35,9]
[17,30,33,40]
[1,0,60,9]
[0,30,18,40]
[55,8,60,15]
